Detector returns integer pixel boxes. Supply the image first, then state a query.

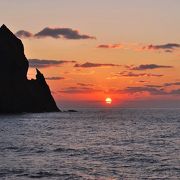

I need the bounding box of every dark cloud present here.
[141,81,180,89]
[144,43,180,50]
[58,87,102,94]
[163,82,180,87]
[34,27,96,39]
[45,77,65,80]
[117,71,163,77]
[125,86,167,95]
[170,89,180,95]
[28,59,76,68]
[127,64,173,71]
[74,62,121,68]
[143,43,180,52]
[144,85,162,88]
[15,30,33,38]
[111,86,167,95]
[97,43,180,53]
[110,85,180,96]
[16,27,96,40]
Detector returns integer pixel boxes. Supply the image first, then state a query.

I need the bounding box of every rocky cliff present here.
[0,24,60,113]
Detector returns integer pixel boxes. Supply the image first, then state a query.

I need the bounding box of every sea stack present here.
[0,24,60,113]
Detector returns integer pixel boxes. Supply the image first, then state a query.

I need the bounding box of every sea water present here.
[0,108,179,179]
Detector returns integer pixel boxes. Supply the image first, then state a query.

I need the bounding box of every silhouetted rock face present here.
[0,24,60,113]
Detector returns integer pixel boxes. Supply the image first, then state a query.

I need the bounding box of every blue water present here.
[0,108,179,179]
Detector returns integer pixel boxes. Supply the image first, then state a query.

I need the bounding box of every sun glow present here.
[105,97,112,104]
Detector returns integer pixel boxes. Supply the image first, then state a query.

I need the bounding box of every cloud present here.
[97,43,180,53]
[137,81,180,89]
[144,85,162,88]
[163,81,180,87]
[117,71,163,77]
[143,43,180,52]
[16,27,96,40]
[127,64,173,71]
[58,87,102,94]
[125,86,167,95]
[45,77,65,80]
[15,30,33,38]
[35,27,96,39]
[138,80,149,83]
[28,59,76,68]
[111,86,167,95]
[110,85,180,96]
[97,44,123,49]
[170,89,180,95]
[74,62,121,68]
[77,83,94,87]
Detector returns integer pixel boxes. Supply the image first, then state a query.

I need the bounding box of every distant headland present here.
[0,24,60,113]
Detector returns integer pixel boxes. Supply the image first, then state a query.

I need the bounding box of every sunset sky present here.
[0,0,180,108]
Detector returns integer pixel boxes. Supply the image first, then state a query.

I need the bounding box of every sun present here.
[105,97,112,104]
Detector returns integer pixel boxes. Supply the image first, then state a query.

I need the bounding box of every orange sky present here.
[1,0,180,108]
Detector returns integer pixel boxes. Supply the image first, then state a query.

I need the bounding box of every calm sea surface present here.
[0,108,179,179]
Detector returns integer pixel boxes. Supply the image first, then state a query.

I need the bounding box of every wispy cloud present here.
[77,83,94,87]
[163,81,180,87]
[15,30,33,38]
[138,80,149,83]
[126,64,173,71]
[116,71,163,77]
[138,81,180,88]
[58,87,102,94]
[170,89,180,95]
[142,43,180,52]
[124,86,167,95]
[74,62,121,68]
[28,59,76,68]
[45,76,65,80]
[110,85,180,96]
[97,43,180,53]
[97,44,123,49]
[16,27,96,40]
[144,84,162,88]
[110,86,167,95]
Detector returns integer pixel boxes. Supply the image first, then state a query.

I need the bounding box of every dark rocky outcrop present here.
[0,24,60,113]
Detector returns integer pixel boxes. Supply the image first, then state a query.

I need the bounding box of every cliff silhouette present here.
[0,24,60,113]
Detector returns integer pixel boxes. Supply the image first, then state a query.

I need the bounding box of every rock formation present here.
[0,24,60,113]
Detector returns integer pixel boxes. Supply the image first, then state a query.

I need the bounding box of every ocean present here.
[0,108,179,179]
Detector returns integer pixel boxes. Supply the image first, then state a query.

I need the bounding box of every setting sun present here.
[105,97,112,104]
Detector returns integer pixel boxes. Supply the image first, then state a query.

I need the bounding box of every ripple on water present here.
[0,109,179,179]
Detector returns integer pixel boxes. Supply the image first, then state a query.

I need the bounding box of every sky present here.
[0,0,180,109]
